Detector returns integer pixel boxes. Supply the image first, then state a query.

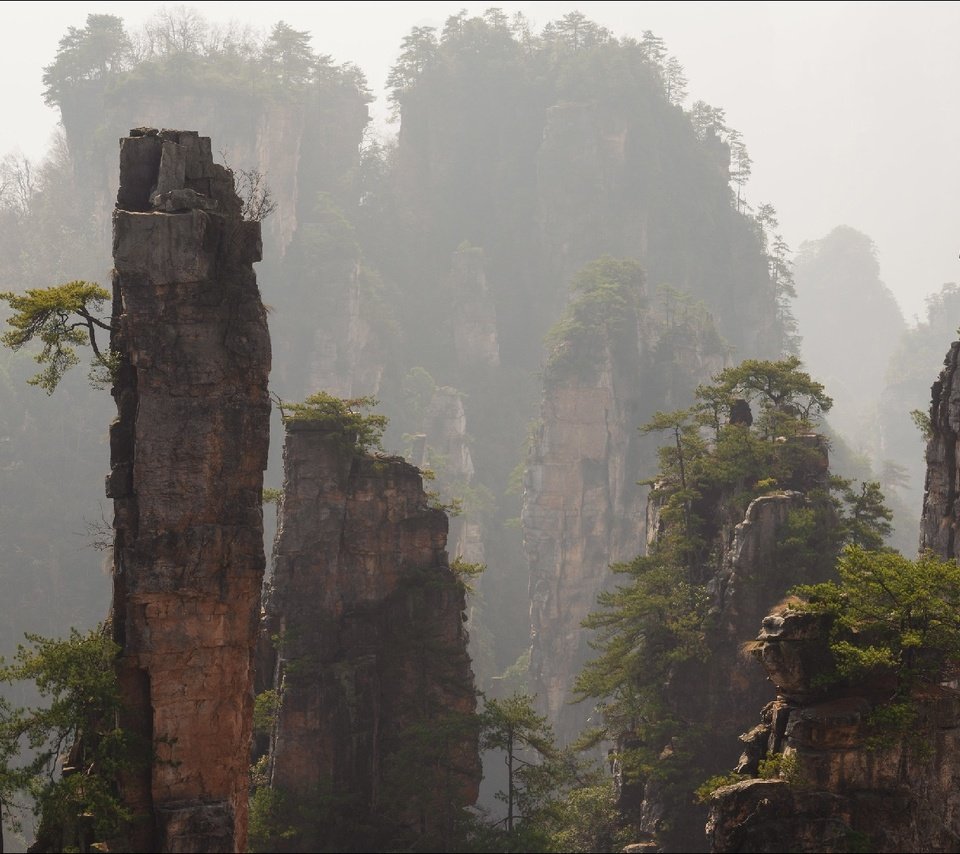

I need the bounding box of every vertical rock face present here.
[523,276,727,744]
[920,339,960,557]
[533,101,779,360]
[108,128,271,853]
[707,347,960,854]
[708,492,809,696]
[302,263,387,400]
[260,422,480,851]
[635,487,826,850]
[413,386,486,566]
[449,245,500,370]
[707,609,960,853]
[523,351,648,744]
[536,103,646,290]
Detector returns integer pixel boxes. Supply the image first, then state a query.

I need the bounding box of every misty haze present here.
[1,4,959,853]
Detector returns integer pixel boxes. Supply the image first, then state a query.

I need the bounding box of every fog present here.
[2,4,959,850]
[3,1,958,321]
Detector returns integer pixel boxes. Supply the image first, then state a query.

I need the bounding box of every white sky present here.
[2,0,958,323]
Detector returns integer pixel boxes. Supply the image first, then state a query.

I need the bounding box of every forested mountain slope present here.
[2,5,795,776]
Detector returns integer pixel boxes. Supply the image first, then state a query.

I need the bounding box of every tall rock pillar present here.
[107,128,271,852]
[258,421,480,851]
[920,339,960,556]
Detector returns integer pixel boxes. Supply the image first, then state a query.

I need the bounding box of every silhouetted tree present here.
[664,56,688,105]
[263,21,315,90]
[42,14,131,107]
[386,26,439,117]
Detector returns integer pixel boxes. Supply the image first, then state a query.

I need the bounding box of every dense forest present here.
[0,7,958,854]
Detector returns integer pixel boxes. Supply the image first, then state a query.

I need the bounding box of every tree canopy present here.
[277,392,388,454]
[0,628,142,851]
[0,281,112,393]
[477,691,623,851]
[262,22,316,90]
[704,355,832,439]
[795,547,960,690]
[42,14,131,107]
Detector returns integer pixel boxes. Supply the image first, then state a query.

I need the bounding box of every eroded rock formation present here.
[533,100,780,360]
[449,245,500,370]
[107,128,271,852]
[300,262,388,401]
[707,608,960,853]
[633,477,831,852]
[523,357,650,743]
[920,339,960,556]
[707,343,960,853]
[258,420,480,851]
[523,273,727,744]
[410,385,486,566]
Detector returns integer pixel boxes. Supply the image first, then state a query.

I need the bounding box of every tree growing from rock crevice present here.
[0,281,112,393]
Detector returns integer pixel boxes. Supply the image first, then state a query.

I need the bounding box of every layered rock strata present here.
[707,608,960,853]
[107,128,271,853]
[259,421,480,851]
[707,342,960,853]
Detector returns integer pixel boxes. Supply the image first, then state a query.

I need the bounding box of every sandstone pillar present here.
[259,421,479,851]
[107,128,271,852]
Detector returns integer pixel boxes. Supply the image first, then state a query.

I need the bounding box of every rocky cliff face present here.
[107,128,271,853]
[523,275,727,745]
[259,421,480,851]
[920,339,960,557]
[705,490,813,716]
[523,354,649,744]
[299,261,388,401]
[118,97,306,257]
[632,477,830,852]
[531,99,781,362]
[706,340,960,853]
[449,245,500,371]
[412,386,486,566]
[536,102,646,291]
[707,608,960,853]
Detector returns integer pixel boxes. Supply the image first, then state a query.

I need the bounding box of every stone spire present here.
[107,128,271,852]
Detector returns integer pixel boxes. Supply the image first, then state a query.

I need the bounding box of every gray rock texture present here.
[708,608,960,853]
[258,421,480,850]
[108,128,271,853]
[920,339,960,557]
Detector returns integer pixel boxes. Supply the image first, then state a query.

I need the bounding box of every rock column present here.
[107,128,271,852]
[259,421,480,851]
[920,339,960,556]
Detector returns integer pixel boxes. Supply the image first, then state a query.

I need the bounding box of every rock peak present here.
[107,128,271,853]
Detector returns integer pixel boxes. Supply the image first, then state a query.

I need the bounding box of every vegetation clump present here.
[473,691,629,853]
[0,627,147,852]
[0,281,112,393]
[574,357,892,849]
[794,546,960,694]
[278,392,388,454]
[543,257,645,381]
